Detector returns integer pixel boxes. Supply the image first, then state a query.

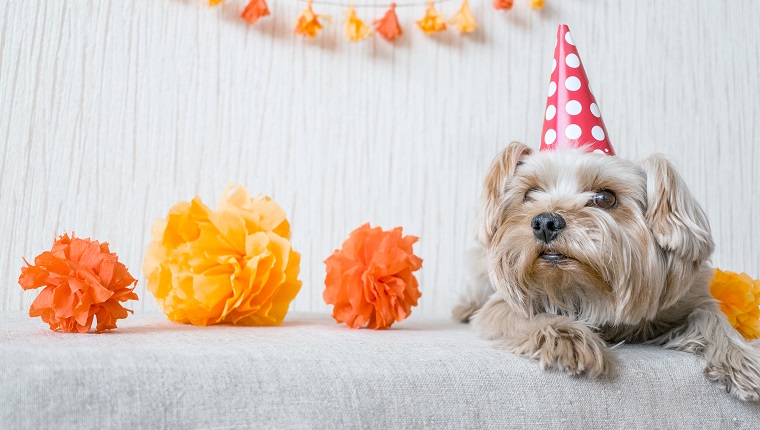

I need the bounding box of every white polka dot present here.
[565,124,582,140]
[565,32,575,45]
[565,54,580,68]
[565,76,581,91]
[545,105,556,120]
[591,126,605,141]
[593,149,605,155]
[590,103,601,117]
[544,129,557,145]
[552,59,556,72]
[565,100,581,115]
[548,81,557,96]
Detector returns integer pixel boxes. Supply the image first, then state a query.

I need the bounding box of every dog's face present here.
[478,142,714,325]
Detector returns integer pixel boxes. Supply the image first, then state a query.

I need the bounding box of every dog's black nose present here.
[531,213,566,243]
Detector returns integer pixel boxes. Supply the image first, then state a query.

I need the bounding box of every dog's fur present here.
[453,142,760,401]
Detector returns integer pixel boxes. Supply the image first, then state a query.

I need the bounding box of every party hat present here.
[540,25,614,155]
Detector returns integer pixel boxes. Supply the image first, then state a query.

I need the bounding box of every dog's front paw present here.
[524,319,613,378]
[705,347,760,401]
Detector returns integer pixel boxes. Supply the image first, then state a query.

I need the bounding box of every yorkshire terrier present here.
[454,142,760,401]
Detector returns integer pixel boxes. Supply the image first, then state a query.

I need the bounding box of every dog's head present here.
[478,142,714,325]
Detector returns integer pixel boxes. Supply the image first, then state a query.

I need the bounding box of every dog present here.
[453,142,760,401]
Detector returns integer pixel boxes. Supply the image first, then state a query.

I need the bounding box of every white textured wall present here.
[2,0,759,318]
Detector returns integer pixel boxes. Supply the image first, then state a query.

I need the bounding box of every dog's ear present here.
[477,142,533,247]
[641,154,714,263]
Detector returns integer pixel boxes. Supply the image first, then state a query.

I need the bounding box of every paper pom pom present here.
[450,0,478,33]
[18,233,138,333]
[417,0,447,35]
[530,0,544,9]
[294,0,326,38]
[344,4,372,42]
[323,224,422,329]
[710,269,760,340]
[374,3,403,41]
[493,0,514,10]
[241,0,270,24]
[143,186,301,326]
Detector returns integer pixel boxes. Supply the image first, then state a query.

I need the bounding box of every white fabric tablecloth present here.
[1,312,759,429]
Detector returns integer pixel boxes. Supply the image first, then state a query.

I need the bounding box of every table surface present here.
[2,312,760,429]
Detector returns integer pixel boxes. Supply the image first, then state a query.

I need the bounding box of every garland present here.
[208,0,545,40]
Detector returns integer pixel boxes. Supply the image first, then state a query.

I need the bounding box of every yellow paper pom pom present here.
[530,0,544,9]
[294,0,326,38]
[417,0,447,35]
[450,0,478,34]
[143,186,301,326]
[345,4,372,42]
[710,268,760,340]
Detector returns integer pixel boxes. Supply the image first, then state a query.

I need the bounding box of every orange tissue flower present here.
[710,269,760,340]
[241,0,270,24]
[143,186,301,326]
[324,224,423,329]
[18,233,138,333]
[417,1,447,35]
[374,3,403,41]
[493,0,514,10]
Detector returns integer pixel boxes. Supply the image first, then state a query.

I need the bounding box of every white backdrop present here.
[1,0,759,318]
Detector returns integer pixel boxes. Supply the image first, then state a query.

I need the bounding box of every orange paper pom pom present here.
[143,186,301,326]
[493,0,514,10]
[710,269,760,340]
[18,233,138,333]
[530,0,544,9]
[294,0,326,38]
[324,224,423,329]
[345,4,372,42]
[374,3,403,41]
[450,0,478,33]
[208,0,224,7]
[417,0,447,34]
[241,0,270,24]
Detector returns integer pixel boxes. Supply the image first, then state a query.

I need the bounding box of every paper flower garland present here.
[206,0,546,39]
[18,233,138,333]
[143,186,301,326]
[710,269,760,340]
[324,224,423,329]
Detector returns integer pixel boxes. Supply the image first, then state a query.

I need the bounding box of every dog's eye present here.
[524,188,541,202]
[588,190,616,209]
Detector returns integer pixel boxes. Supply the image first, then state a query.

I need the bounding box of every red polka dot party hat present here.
[540,24,615,156]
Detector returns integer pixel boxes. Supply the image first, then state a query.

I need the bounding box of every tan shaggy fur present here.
[454,142,760,401]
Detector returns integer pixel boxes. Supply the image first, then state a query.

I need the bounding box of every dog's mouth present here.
[539,250,568,262]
